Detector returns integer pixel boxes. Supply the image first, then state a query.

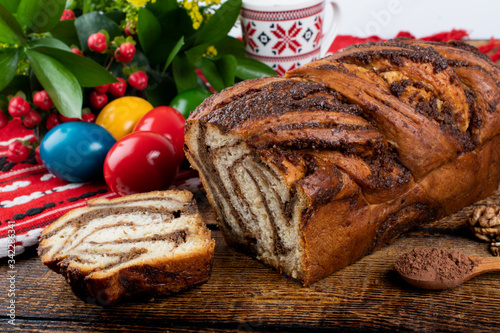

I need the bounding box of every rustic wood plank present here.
[1,190,500,332]
[1,319,247,332]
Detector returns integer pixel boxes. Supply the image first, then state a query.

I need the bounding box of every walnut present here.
[491,242,500,257]
[468,205,500,256]
[469,205,500,228]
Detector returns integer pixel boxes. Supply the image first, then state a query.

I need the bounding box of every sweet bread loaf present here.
[38,190,215,305]
[184,39,500,285]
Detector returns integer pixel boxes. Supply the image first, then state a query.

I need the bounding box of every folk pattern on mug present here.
[271,22,302,55]
[240,3,324,22]
[313,16,323,47]
[242,22,258,52]
[243,15,323,57]
[275,63,297,76]
[240,2,327,75]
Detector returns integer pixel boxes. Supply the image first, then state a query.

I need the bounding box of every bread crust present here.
[185,39,500,285]
[64,247,214,306]
[38,190,215,306]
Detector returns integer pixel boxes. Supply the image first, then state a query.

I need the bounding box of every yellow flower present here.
[181,0,204,30]
[179,0,226,30]
[204,45,218,57]
[127,0,156,8]
[204,0,221,5]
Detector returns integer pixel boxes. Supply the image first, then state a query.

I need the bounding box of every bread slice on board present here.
[38,190,215,306]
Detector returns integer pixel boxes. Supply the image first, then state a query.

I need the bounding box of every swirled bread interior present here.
[38,190,215,306]
[185,39,500,285]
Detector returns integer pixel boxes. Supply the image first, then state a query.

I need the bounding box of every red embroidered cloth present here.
[2,30,498,258]
[0,119,202,257]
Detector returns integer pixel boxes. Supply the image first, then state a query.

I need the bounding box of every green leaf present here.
[145,72,176,107]
[25,49,82,118]
[48,19,80,48]
[114,36,126,47]
[172,55,198,93]
[164,36,184,72]
[30,45,117,87]
[1,74,29,96]
[128,49,150,68]
[195,0,242,45]
[0,0,20,14]
[217,55,237,87]
[214,36,245,58]
[137,8,161,55]
[74,12,121,52]
[146,8,194,66]
[28,37,71,51]
[0,49,18,91]
[0,3,26,44]
[200,58,225,92]
[103,10,125,25]
[235,57,276,80]
[17,0,66,33]
[185,43,208,68]
[146,0,177,17]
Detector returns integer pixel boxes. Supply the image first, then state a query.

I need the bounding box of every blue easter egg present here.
[40,122,116,183]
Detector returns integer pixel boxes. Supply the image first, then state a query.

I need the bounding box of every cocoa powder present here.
[395,248,477,286]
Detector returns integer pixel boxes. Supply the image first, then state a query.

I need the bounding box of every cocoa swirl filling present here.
[40,206,185,240]
[64,229,191,273]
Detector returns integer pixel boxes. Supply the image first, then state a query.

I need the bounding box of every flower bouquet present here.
[0,0,274,157]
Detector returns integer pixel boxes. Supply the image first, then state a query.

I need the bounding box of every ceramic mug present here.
[240,0,341,75]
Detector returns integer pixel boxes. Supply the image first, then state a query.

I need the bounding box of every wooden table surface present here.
[1,190,500,332]
[2,40,500,332]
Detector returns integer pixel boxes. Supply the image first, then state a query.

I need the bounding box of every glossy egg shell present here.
[40,122,116,182]
[103,131,179,196]
[169,88,212,119]
[133,106,186,165]
[95,96,153,140]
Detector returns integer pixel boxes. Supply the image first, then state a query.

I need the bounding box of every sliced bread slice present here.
[38,189,215,306]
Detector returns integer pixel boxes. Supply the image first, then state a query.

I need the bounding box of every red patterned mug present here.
[240,0,341,75]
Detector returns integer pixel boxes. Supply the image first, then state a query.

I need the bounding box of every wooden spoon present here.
[397,255,500,290]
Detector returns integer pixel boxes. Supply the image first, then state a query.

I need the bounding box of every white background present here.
[333,0,500,39]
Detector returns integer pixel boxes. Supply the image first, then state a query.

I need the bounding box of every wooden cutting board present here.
[2,190,500,332]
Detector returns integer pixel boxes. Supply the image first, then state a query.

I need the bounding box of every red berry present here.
[124,24,136,36]
[33,90,53,111]
[94,84,109,94]
[71,48,84,56]
[60,9,75,21]
[22,110,42,128]
[0,110,8,129]
[58,114,80,123]
[82,112,96,123]
[114,42,136,63]
[8,96,30,118]
[88,32,107,53]
[46,113,61,130]
[7,141,29,163]
[108,77,127,97]
[128,71,148,90]
[35,145,43,165]
[89,91,108,109]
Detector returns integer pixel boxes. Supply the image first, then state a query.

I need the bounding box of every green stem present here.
[105,57,114,71]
